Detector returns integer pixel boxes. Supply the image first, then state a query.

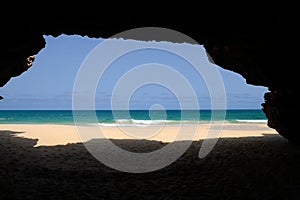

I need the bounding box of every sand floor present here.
[1,123,300,199]
[0,122,278,146]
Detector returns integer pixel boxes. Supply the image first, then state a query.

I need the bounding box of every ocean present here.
[0,110,267,126]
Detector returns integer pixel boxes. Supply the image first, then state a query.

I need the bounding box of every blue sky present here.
[0,34,268,110]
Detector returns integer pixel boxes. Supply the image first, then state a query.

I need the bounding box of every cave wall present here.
[0,4,298,141]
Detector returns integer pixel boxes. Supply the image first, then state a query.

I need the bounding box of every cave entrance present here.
[0,34,277,139]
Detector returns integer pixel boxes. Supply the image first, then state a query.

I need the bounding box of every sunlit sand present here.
[0,122,278,147]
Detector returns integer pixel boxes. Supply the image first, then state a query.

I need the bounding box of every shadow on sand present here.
[1,130,300,200]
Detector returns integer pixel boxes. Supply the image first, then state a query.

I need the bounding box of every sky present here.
[0,34,269,110]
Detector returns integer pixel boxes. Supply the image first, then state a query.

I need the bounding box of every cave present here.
[0,4,298,143]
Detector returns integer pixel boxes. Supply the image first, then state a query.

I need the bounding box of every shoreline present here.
[0,122,278,147]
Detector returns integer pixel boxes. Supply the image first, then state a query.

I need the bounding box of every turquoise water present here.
[0,110,267,125]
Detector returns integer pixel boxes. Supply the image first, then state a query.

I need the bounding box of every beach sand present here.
[1,123,300,199]
[0,122,278,146]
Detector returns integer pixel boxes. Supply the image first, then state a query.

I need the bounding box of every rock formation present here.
[0,4,298,142]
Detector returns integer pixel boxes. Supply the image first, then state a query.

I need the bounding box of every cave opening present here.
[0,34,278,139]
[0,34,269,111]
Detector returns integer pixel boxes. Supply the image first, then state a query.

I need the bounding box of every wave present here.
[115,119,132,123]
[0,117,12,121]
[98,123,119,127]
[131,119,169,125]
[235,119,267,123]
[96,119,203,127]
